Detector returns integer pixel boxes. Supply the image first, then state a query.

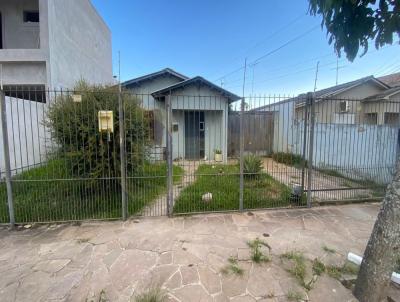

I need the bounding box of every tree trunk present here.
[353,158,400,302]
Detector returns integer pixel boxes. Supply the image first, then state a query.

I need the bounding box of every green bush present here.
[243,154,263,176]
[46,81,149,183]
[272,152,307,167]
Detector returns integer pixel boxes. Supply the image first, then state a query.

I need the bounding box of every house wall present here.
[295,82,386,124]
[363,93,400,125]
[47,0,113,89]
[169,85,229,161]
[0,0,41,49]
[292,122,398,184]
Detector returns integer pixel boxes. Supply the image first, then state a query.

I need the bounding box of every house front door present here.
[185,111,205,159]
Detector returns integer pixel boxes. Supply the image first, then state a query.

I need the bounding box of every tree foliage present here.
[47,82,149,183]
[309,0,400,61]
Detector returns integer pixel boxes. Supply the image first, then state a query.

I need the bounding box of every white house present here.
[0,0,113,175]
[122,68,240,161]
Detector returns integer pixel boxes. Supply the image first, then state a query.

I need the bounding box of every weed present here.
[281,251,306,286]
[77,238,90,244]
[134,287,166,302]
[326,262,359,280]
[287,289,304,302]
[322,245,336,254]
[312,258,326,276]
[272,152,307,168]
[248,238,271,263]
[221,257,244,276]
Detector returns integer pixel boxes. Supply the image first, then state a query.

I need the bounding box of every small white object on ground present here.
[202,192,213,202]
[347,252,400,285]
[24,224,32,229]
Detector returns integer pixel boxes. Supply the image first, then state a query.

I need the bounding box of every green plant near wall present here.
[243,154,263,177]
[46,81,150,185]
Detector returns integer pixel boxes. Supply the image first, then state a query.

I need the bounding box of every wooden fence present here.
[228,111,274,157]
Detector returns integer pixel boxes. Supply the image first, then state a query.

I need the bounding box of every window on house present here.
[23,11,39,23]
[3,85,46,103]
[384,112,400,126]
[364,113,378,125]
[338,100,349,113]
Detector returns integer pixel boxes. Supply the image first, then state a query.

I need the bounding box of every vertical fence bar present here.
[239,97,245,212]
[118,88,127,220]
[0,90,15,227]
[307,92,315,208]
[166,93,173,216]
[301,96,308,194]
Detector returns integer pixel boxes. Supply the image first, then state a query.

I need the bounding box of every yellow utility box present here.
[98,111,114,133]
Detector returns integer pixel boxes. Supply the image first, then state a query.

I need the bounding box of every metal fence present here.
[0,87,398,225]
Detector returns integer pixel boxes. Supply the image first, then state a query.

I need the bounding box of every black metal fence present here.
[0,88,398,225]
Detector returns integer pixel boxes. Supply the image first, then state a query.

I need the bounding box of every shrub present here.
[243,155,263,176]
[46,81,149,184]
[272,152,307,167]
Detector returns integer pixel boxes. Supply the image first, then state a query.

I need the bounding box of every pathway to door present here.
[140,161,200,216]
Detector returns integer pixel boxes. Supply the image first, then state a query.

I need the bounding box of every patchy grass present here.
[0,159,183,223]
[281,251,307,286]
[316,168,386,197]
[271,152,307,168]
[287,289,304,302]
[173,164,293,213]
[221,257,244,276]
[326,261,359,280]
[322,245,336,254]
[312,258,326,276]
[247,238,271,263]
[134,287,166,302]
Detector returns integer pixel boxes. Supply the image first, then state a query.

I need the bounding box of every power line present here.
[207,13,306,80]
[213,24,319,82]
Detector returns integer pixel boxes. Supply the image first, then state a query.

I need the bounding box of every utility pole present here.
[336,56,339,85]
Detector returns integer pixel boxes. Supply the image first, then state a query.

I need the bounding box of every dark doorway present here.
[0,13,3,49]
[185,111,205,159]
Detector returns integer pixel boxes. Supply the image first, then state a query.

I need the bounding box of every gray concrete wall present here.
[47,0,113,89]
[0,0,40,49]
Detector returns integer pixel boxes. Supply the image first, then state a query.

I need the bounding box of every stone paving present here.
[0,203,396,301]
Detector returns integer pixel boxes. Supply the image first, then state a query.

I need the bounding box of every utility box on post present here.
[98,111,114,133]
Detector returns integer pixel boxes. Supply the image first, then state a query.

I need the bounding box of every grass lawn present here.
[0,159,183,223]
[173,164,294,214]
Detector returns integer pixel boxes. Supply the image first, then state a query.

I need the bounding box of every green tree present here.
[308,1,400,301]
[309,0,400,61]
[47,81,149,189]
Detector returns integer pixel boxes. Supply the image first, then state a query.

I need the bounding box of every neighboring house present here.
[294,76,390,124]
[378,72,400,87]
[122,68,240,161]
[0,0,113,93]
[256,74,400,126]
[0,0,113,176]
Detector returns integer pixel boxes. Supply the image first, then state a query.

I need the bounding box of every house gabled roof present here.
[122,68,189,87]
[295,75,390,107]
[378,72,400,87]
[362,86,400,102]
[151,76,241,102]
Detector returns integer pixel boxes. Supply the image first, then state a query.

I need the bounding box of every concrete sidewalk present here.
[0,203,396,301]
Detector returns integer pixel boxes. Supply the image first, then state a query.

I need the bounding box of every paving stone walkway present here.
[0,203,397,301]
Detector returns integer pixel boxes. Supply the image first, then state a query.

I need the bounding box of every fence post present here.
[0,90,15,227]
[118,88,127,220]
[239,97,245,212]
[300,97,308,194]
[166,94,173,217]
[306,92,315,208]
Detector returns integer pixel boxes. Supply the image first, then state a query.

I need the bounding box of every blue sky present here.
[92,0,400,96]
